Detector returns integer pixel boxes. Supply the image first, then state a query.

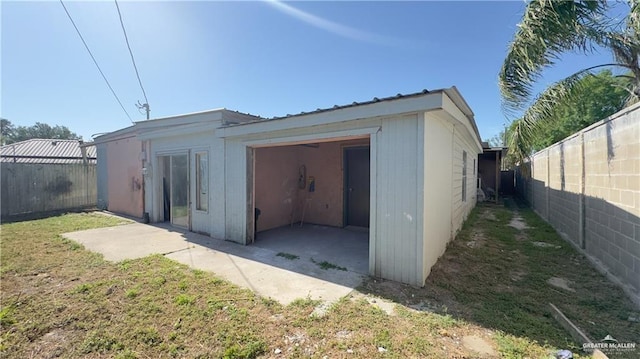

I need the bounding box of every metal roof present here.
[265,89,434,122]
[0,139,97,164]
[218,86,483,150]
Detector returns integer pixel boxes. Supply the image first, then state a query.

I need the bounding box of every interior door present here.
[345,147,370,227]
[170,154,189,228]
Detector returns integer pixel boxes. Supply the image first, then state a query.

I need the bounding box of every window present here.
[196,152,208,211]
[462,151,467,202]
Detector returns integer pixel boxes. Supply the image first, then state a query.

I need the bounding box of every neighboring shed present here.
[478,143,507,202]
[0,139,95,164]
[0,139,97,219]
[97,87,483,287]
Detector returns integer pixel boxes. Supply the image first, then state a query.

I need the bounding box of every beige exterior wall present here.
[423,114,454,280]
[451,128,478,235]
[517,104,640,303]
[105,137,143,217]
[422,113,480,281]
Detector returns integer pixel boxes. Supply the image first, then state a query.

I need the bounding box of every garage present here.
[218,87,483,286]
[251,137,371,274]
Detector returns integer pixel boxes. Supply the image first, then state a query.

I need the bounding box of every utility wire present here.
[59,0,133,123]
[114,0,149,106]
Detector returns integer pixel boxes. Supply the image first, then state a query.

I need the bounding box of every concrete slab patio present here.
[63,222,364,305]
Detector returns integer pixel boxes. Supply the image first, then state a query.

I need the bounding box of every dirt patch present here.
[510,270,526,282]
[508,215,529,230]
[532,241,561,249]
[466,230,487,248]
[29,328,69,358]
[480,210,497,221]
[515,233,528,241]
[462,335,497,357]
[547,277,576,292]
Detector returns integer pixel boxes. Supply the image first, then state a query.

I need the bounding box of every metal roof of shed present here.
[0,139,96,164]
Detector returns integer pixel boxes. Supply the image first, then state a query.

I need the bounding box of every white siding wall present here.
[210,138,226,239]
[451,126,479,235]
[373,114,424,285]
[422,113,454,280]
[224,140,248,243]
[145,131,223,236]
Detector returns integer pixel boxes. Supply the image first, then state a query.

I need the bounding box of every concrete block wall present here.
[516,103,640,305]
[583,108,640,292]
[530,153,548,218]
[547,138,582,246]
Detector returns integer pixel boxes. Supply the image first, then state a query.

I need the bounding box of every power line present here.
[59,0,133,123]
[114,0,150,119]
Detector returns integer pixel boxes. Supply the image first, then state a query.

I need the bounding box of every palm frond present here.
[607,1,640,96]
[499,0,608,113]
[506,68,598,168]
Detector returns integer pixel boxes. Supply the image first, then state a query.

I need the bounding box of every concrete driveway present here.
[63,222,363,305]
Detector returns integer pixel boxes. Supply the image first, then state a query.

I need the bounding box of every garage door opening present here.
[250,137,370,274]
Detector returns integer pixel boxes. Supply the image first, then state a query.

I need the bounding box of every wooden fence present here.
[1,163,97,219]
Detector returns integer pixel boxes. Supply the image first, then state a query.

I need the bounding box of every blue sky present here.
[1,1,621,142]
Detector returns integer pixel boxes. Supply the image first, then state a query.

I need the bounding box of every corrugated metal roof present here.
[0,139,97,164]
[218,87,482,146]
[270,89,433,121]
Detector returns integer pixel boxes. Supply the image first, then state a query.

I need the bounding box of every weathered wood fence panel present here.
[1,163,97,218]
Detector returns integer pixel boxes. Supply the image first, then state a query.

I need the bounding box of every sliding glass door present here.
[170,154,189,228]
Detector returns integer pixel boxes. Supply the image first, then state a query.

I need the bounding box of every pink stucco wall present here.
[254,138,369,232]
[254,146,298,231]
[106,137,143,217]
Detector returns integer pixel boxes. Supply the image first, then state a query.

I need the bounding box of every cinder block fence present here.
[516,103,640,306]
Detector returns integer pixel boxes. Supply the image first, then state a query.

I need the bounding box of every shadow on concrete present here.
[63,219,365,304]
[130,221,366,292]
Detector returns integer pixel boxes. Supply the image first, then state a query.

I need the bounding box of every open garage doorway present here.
[250,137,371,274]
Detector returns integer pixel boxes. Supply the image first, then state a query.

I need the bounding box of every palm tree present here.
[499,0,640,166]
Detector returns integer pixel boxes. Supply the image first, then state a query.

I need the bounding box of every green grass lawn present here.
[1,206,638,358]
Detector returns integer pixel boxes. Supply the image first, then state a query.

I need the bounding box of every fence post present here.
[530,158,534,207]
[546,149,550,221]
